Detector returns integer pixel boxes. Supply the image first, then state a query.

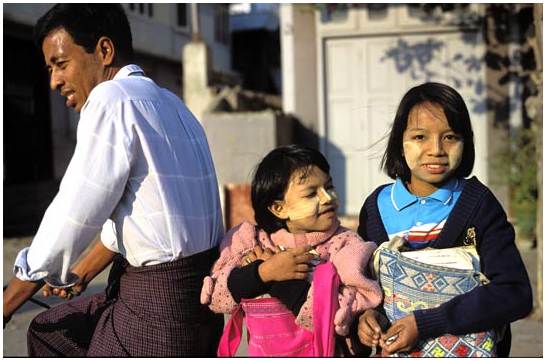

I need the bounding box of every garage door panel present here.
[327,42,355,95]
[325,32,486,215]
[327,98,363,151]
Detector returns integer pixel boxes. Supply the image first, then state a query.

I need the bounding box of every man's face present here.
[42,28,104,112]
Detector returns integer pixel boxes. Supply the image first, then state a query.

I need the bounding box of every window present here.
[367,4,388,20]
[127,4,154,18]
[177,4,188,28]
[214,5,229,45]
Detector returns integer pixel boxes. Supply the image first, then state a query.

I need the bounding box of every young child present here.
[356,82,533,356]
[201,144,382,354]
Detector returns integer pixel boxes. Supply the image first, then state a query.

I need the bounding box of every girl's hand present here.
[257,245,314,282]
[357,309,389,347]
[240,245,275,266]
[379,314,418,355]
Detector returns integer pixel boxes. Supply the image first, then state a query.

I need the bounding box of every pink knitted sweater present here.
[200,220,383,336]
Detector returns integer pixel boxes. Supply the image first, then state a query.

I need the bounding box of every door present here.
[323,32,487,215]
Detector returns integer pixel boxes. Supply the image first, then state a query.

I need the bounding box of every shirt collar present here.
[391,178,417,211]
[391,178,460,211]
[113,64,145,80]
[429,178,460,204]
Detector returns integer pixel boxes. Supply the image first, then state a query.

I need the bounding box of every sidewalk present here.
[2,237,542,357]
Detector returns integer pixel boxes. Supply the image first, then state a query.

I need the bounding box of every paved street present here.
[3,237,542,357]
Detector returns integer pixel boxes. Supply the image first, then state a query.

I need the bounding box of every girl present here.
[201,144,382,355]
[356,82,532,356]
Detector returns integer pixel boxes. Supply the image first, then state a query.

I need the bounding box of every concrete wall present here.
[122,4,232,74]
[202,111,293,186]
[280,5,319,136]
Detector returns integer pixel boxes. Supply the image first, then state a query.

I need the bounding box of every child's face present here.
[402,102,464,196]
[270,165,339,234]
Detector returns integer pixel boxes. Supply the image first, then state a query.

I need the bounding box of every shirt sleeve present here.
[100,219,120,253]
[13,95,132,285]
[227,260,271,302]
[201,222,259,314]
[328,231,383,311]
[327,231,383,335]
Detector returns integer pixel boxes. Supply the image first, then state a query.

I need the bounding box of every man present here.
[3,4,224,356]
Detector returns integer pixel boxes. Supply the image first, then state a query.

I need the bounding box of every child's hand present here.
[257,245,314,282]
[240,245,275,266]
[357,309,389,347]
[379,314,418,355]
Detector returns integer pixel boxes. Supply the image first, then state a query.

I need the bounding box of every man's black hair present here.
[251,144,331,234]
[34,4,133,62]
[381,82,475,182]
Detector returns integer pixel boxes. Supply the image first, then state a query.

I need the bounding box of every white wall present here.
[280,4,318,132]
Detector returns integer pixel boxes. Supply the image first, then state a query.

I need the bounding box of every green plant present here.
[493,127,538,241]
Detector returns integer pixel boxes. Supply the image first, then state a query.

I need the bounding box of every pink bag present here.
[217,261,340,357]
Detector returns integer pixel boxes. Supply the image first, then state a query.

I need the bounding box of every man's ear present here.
[96,36,115,66]
[268,201,288,220]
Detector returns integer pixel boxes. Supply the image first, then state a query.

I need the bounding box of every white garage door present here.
[323,32,487,215]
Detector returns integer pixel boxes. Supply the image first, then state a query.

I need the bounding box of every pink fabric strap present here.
[313,261,340,356]
[217,261,340,357]
[217,304,244,357]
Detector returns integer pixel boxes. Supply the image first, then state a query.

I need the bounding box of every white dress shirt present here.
[14,65,224,284]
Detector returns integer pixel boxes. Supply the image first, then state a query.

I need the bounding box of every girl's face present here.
[402,102,464,196]
[269,165,339,234]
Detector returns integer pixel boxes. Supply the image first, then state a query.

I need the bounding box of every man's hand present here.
[41,277,86,300]
[379,314,419,355]
[357,309,390,347]
[257,245,314,282]
[41,240,116,301]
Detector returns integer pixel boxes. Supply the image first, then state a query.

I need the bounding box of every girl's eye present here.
[413,134,425,141]
[305,192,316,198]
[445,134,461,141]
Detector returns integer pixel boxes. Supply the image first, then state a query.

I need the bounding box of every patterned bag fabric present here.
[378,247,497,357]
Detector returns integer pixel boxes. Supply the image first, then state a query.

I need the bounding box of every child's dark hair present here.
[382,82,475,181]
[252,145,330,234]
[34,4,134,63]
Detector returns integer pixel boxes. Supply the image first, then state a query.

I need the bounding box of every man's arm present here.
[4,240,117,327]
[3,278,44,327]
[42,240,117,299]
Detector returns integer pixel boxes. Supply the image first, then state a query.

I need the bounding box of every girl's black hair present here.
[34,4,134,63]
[252,144,330,234]
[381,82,475,181]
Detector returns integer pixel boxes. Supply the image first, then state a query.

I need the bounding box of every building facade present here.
[281,4,526,215]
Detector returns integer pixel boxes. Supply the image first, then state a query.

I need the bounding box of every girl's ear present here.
[268,201,289,220]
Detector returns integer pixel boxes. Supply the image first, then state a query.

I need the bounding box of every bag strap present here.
[312,262,340,356]
[217,227,262,357]
[217,304,245,357]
